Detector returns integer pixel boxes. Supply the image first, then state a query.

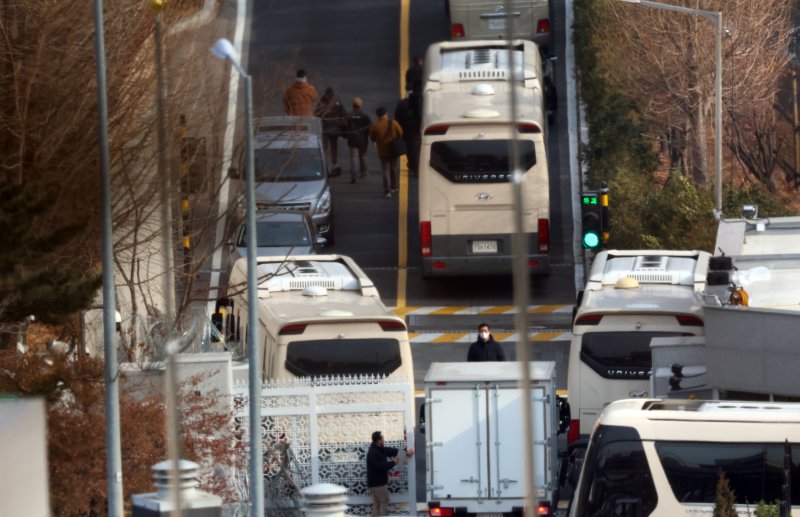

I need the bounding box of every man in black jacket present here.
[366,430,414,516]
[467,322,506,361]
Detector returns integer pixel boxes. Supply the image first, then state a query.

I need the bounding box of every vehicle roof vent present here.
[600,255,699,287]
[257,259,360,293]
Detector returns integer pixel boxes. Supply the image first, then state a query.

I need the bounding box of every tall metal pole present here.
[93,0,123,514]
[150,5,183,514]
[621,1,723,213]
[242,71,264,517]
[714,12,723,213]
[152,3,176,329]
[503,4,536,515]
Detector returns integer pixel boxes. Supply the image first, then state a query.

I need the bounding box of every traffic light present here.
[581,192,602,249]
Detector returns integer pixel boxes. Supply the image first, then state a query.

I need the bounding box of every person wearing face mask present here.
[467,322,506,361]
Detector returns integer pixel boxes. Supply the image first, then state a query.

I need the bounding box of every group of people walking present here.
[282,66,423,199]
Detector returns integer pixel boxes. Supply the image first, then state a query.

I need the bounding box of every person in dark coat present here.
[366,430,414,517]
[315,87,347,167]
[405,55,423,94]
[467,322,506,361]
[394,86,421,177]
[345,97,372,183]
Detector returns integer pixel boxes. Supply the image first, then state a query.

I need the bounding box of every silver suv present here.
[232,116,340,244]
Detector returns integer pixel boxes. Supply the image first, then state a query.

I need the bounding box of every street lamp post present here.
[211,38,264,517]
[619,0,723,214]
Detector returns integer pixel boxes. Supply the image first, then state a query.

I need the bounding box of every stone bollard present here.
[132,459,222,516]
[301,483,348,517]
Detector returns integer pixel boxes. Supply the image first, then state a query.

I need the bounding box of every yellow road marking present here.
[480,305,514,314]
[395,0,411,309]
[530,331,564,341]
[391,306,421,317]
[429,306,469,315]
[530,304,565,314]
[431,332,464,343]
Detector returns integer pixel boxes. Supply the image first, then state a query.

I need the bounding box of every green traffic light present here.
[582,232,600,249]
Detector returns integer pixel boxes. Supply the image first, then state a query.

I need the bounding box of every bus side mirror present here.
[557,396,571,434]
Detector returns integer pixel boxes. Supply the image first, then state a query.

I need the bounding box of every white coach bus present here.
[570,398,800,516]
[216,255,414,388]
[566,250,711,442]
[419,40,550,277]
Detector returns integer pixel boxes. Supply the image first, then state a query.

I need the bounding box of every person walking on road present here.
[345,97,372,183]
[283,69,318,116]
[467,323,506,361]
[315,87,347,168]
[394,87,421,177]
[405,55,423,94]
[366,430,414,517]
[369,106,403,198]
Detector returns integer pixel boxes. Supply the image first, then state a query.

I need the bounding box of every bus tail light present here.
[518,123,542,134]
[567,419,580,444]
[538,218,550,253]
[379,320,406,331]
[421,221,432,257]
[574,314,602,325]
[536,501,552,516]
[536,18,551,35]
[279,324,307,335]
[450,23,465,39]
[676,315,703,326]
[424,125,449,136]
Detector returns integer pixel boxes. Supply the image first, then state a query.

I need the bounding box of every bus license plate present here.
[488,18,506,31]
[472,240,498,254]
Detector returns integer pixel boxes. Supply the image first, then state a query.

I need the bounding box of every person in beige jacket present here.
[282,69,318,116]
[368,107,403,198]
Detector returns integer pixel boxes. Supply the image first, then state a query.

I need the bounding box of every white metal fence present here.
[232,375,416,516]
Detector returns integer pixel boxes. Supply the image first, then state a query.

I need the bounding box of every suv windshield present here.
[255,147,324,181]
[430,139,536,183]
[286,338,401,377]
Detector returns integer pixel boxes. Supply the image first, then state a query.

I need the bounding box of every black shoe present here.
[350,177,357,184]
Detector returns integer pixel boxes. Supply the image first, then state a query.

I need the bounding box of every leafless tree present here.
[596,0,791,187]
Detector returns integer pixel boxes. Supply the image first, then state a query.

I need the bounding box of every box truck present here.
[423,362,567,516]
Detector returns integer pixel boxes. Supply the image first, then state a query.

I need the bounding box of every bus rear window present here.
[655,441,800,505]
[286,338,401,377]
[580,331,689,380]
[429,140,535,183]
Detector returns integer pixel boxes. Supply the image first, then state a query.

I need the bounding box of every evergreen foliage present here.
[714,470,737,517]
[0,179,100,324]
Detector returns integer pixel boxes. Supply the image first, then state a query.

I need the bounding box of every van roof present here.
[229,254,379,298]
[598,398,800,432]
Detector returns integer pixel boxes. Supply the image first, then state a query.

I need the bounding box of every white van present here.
[570,398,800,516]
[217,255,414,388]
[566,250,711,442]
[445,0,551,50]
[419,40,550,277]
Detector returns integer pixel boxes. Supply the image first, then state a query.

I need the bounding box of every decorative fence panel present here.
[233,375,416,516]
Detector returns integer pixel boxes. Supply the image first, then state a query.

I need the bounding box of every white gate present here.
[232,375,416,516]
